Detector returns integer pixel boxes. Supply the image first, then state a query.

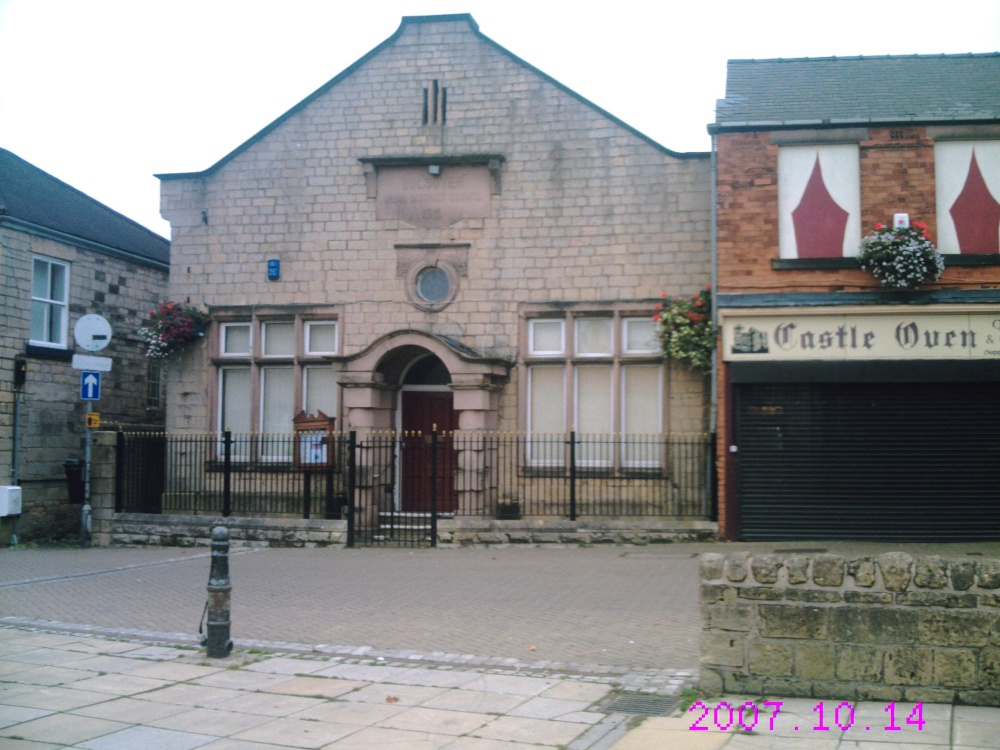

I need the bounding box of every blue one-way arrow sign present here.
[80,371,101,401]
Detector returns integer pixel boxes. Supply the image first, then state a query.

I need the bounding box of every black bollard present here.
[205,526,233,658]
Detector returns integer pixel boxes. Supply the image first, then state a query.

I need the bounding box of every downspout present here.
[704,133,720,524]
[709,134,719,434]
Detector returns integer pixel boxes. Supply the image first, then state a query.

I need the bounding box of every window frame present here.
[212,309,342,454]
[528,318,565,356]
[777,143,862,260]
[522,308,664,470]
[220,323,252,357]
[30,256,69,348]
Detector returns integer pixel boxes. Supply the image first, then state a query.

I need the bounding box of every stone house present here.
[710,54,1000,541]
[0,147,170,542]
[154,14,712,527]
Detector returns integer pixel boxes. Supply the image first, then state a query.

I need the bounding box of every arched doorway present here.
[398,353,458,512]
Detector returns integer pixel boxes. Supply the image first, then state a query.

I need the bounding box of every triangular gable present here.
[157,14,704,183]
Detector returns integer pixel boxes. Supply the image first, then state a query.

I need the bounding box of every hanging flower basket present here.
[857,221,944,290]
[653,285,716,372]
[139,302,211,358]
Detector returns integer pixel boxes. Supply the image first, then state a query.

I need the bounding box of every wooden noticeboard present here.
[293,410,336,469]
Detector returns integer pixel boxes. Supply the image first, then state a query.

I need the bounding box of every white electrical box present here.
[0,486,22,516]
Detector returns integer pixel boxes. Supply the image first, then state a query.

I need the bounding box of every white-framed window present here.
[221,323,251,356]
[214,312,340,445]
[575,318,613,357]
[262,322,295,357]
[623,317,659,354]
[528,319,565,356]
[305,321,339,355]
[30,256,69,347]
[524,310,663,467]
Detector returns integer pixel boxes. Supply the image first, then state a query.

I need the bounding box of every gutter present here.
[0,216,169,273]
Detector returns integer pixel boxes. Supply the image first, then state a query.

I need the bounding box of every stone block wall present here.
[110,514,347,548]
[700,551,1000,705]
[160,16,712,438]
[1,226,168,543]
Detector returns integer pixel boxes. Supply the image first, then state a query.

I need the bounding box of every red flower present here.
[705,285,712,290]
[913,221,927,229]
[875,223,885,230]
[694,300,704,308]
[652,314,661,322]
[654,303,662,311]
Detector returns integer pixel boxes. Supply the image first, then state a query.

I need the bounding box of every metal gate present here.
[736,381,1000,541]
[348,431,455,548]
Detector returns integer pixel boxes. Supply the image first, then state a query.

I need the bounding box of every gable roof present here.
[158,13,705,182]
[712,53,1000,133]
[0,148,169,269]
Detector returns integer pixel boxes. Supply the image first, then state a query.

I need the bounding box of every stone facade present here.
[701,551,1000,705]
[156,15,712,523]
[0,225,168,543]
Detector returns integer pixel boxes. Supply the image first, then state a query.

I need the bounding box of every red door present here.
[401,391,458,512]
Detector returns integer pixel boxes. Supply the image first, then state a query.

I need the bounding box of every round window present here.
[416,267,451,303]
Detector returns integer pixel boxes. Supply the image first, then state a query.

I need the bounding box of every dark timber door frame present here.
[399,388,458,512]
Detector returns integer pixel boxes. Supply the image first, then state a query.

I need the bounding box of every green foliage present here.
[858,221,944,289]
[654,286,716,372]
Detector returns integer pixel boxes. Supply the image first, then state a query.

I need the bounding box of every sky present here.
[2,0,999,239]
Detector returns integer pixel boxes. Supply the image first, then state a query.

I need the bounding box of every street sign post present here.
[72,354,112,372]
[73,315,112,549]
[74,314,112,352]
[80,371,102,401]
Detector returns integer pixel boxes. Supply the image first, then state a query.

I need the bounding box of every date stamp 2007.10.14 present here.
[690,701,928,735]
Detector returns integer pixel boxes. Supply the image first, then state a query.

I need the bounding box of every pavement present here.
[1,541,1000,748]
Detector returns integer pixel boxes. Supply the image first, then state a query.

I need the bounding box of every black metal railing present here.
[117,430,712,524]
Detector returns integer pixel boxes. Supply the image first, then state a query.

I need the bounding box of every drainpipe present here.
[704,133,719,522]
[709,133,719,435]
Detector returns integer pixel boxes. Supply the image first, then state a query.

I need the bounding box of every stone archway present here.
[339,330,507,434]
[339,330,509,516]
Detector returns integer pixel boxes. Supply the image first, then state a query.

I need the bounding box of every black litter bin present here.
[64,459,85,504]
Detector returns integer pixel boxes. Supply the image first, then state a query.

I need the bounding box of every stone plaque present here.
[376,165,490,228]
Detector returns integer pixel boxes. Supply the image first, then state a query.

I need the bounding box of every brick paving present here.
[0,545,702,673]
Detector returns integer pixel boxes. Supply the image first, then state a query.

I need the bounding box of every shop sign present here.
[723,311,1000,361]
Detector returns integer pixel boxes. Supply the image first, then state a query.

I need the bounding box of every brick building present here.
[154,14,712,524]
[0,148,170,542]
[711,54,1000,540]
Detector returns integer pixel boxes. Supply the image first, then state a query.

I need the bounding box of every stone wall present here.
[700,551,1000,705]
[160,15,712,438]
[110,514,347,548]
[1,226,168,543]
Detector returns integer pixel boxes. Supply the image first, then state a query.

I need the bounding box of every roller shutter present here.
[736,381,1000,541]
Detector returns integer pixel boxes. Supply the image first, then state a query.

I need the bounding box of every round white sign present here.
[74,314,113,352]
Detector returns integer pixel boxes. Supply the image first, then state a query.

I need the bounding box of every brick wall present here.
[713,126,1000,539]
[715,128,1000,295]
[701,551,1000,705]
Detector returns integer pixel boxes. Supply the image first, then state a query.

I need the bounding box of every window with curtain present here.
[525,312,663,468]
[214,313,340,454]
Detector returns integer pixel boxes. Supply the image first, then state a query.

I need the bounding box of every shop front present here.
[719,306,1000,541]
